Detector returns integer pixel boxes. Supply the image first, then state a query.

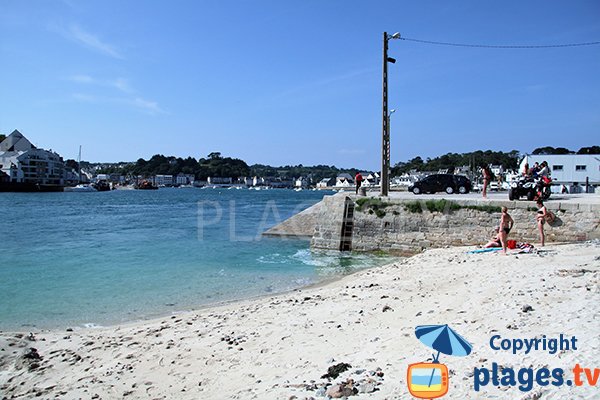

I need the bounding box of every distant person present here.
[531,162,540,178]
[499,207,514,254]
[538,161,550,178]
[561,184,569,194]
[535,199,547,246]
[355,172,363,195]
[482,165,492,199]
[522,163,530,177]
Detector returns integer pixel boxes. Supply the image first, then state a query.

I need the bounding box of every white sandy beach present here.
[1,242,599,400]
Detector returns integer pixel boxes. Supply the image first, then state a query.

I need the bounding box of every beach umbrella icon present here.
[415,324,473,388]
[415,324,472,361]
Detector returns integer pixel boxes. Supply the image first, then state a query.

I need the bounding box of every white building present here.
[240,177,254,186]
[521,154,600,191]
[360,172,379,187]
[317,177,335,188]
[295,176,310,188]
[336,173,354,187]
[0,130,65,189]
[155,174,174,186]
[176,173,195,185]
[207,177,233,185]
[252,176,265,186]
[391,173,419,187]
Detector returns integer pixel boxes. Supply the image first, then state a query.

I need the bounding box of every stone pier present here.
[266,192,600,255]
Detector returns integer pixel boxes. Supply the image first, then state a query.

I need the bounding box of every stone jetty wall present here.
[263,200,324,238]
[306,195,600,255]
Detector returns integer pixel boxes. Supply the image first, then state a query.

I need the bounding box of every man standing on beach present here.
[355,172,363,195]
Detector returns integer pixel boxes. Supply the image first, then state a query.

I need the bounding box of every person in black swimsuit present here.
[499,206,514,254]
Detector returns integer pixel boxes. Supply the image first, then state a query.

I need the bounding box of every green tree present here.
[532,146,573,155]
[577,146,600,154]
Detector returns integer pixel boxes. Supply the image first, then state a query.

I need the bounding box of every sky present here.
[1,1,599,170]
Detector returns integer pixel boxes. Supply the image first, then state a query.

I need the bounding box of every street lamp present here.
[381,31,400,196]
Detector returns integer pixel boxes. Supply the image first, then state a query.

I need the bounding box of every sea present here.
[0,188,395,330]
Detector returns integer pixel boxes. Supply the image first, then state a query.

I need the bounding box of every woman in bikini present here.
[536,199,547,246]
[499,206,514,254]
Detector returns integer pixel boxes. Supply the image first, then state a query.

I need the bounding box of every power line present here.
[399,36,600,49]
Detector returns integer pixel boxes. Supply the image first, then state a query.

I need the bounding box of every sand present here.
[1,242,599,400]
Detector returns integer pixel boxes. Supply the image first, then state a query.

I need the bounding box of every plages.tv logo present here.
[407,324,473,399]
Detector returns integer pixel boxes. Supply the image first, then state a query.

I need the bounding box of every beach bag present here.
[507,240,517,249]
[545,211,556,224]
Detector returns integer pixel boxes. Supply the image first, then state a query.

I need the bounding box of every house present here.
[295,176,311,188]
[207,177,233,185]
[155,174,174,186]
[521,154,600,192]
[176,173,195,185]
[391,173,419,187]
[317,177,336,188]
[0,130,65,191]
[252,176,265,186]
[360,172,379,187]
[269,177,294,189]
[239,177,254,186]
[336,173,354,187]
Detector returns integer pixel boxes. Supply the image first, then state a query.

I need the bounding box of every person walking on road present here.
[355,172,363,195]
[482,165,492,199]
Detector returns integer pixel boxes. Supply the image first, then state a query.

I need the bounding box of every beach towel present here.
[467,248,503,254]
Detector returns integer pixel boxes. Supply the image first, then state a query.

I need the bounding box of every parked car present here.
[408,174,472,195]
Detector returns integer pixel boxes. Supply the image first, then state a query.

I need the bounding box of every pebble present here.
[521,304,534,313]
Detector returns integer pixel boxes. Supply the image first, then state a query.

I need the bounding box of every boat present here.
[64,184,97,192]
[135,180,158,190]
[92,180,111,191]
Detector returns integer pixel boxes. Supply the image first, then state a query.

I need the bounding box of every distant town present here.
[1,130,598,193]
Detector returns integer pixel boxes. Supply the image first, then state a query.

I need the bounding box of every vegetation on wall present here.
[355,198,391,218]
[402,200,501,214]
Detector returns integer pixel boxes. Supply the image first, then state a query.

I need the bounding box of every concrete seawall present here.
[267,193,600,255]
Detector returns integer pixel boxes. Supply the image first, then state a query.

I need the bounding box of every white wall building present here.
[155,174,174,186]
[521,154,600,190]
[0,130,65,187]
[176,173,195,185]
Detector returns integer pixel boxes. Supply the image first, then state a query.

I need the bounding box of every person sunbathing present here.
[483,228,502,248]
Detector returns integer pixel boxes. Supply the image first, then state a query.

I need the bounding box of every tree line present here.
[390,145,598,176]
[77,145,598,181]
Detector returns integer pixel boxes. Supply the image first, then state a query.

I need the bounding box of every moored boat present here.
[64,184,97,192]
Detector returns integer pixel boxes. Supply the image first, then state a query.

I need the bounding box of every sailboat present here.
[64,146,98,192]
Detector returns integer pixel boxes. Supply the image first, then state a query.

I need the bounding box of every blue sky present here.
[1,1,599,170]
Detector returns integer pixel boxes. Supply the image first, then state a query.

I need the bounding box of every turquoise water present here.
[0,188,394,330]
